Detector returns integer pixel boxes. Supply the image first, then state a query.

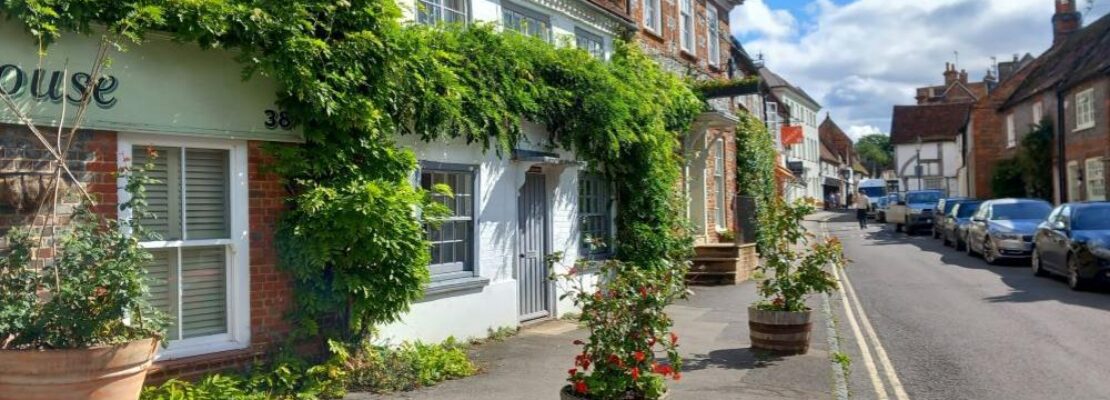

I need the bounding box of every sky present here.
[729,0,1110,141]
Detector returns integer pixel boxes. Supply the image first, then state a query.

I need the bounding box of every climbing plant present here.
[734,114,777,253]
[2,0,702,338]
[988,119,1054,201]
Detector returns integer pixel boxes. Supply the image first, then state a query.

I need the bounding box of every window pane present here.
[421,167,475,277]
[181,246,228,339]
[134,146,182,241]
[185,149,231,240]
[144,249,179,341]
[578,172,613,257]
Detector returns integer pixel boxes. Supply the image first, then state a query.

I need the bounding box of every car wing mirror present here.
[1051,221,1067,231]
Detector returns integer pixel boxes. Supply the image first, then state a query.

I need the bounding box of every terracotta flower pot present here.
[748,307,813,354]
[560,385,669,400]
[0,337,159,400]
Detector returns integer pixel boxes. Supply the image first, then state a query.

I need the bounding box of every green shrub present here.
[345,337,477,393]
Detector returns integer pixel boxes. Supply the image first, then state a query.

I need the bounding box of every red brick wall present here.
[631,0,733,78]
[1063,79,1110,201]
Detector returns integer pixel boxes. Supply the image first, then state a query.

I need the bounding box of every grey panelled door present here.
[518,173,550,321]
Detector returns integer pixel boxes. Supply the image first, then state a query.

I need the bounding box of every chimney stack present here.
[959,69,969,85]
[1053,0,1083,46]
[943,63,958,86]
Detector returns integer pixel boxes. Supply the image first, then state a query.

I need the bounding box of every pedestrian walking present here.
[854,189,870,229]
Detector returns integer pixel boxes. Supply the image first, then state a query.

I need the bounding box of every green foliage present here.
[3,0,701,342]
[989,120,1053,200]
[735,113,778,252]
[855,134,893,176]
[556,260,689,400]
[344,338,477,393]
[990,158,1027,198]
[753,199,845,312]
[0,161,164,349]
[142,340,351,400]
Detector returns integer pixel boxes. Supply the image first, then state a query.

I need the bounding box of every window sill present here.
[642,28,664,42]
[680,49,698,61]
[426,276,490,296]
[1074,124,1095,133]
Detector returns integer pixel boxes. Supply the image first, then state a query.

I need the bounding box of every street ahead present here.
[820,213,1110,400]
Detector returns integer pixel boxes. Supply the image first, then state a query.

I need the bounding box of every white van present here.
[858,179,887,216]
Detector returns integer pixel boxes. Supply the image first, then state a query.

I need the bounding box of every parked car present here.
[1032,202,1110,291]
[887,190,944,234]
[966,198,1053,264]
[876,193,898,223]
[941,200,982,250]
[932,197,971,239]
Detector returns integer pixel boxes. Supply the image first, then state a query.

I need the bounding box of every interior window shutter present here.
[180,246,228,339]
[133,146,182,240]
[185,149,231,240]
[143,249,179,340]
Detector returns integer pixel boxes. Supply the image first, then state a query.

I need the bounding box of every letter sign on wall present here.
[0,23,302,142]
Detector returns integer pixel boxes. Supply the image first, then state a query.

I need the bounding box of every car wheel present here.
[1067,255,1089,291]
[942,232,951,247]
[983,236,999,265]
[955,234,966,251]
[1032,249,1049,277]
[932,228,939,239]
[905,218,913,235]
[895,222,903,232]
[878,212,886,223]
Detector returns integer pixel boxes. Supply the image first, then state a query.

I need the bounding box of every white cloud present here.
[730,0,798,39]
[846,125,884,142]
[729,0,1110,138]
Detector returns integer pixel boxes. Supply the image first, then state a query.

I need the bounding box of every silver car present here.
[966,199,1053,265]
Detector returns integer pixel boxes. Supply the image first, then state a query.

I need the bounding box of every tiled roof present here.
[820,140,839,163]
[1004,13,1110,108]
[819,115,854,162]
[890,103,972,145]
[759,67,822,109]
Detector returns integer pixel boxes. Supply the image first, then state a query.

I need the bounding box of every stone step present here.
[685,271,739,286]
[694,245,743,258]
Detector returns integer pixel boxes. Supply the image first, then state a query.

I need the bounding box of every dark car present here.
[966,199,1053,265]
[1032,202,1110,291]
[932,197,970,239]
[942,200,982,250]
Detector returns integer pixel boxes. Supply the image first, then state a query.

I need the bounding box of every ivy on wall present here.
[734,114,778,253]
[3,0,702,338]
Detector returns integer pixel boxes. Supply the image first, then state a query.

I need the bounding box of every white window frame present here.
[1006,113,1016,148]
[1075,88,1095,131]
[1033,101,1043,124]
[679,0,693,52]
[1068,160,1081,202]
[117,133,251,361]
[1086,157,1105,201]
[706,6,720,67]
[714,139,727,230]
[574,27,605,59]
[419,161,480,282]
[502,1,552,42]
[416,0,469,25]
[578,172,615,259]
[643,0,661,34]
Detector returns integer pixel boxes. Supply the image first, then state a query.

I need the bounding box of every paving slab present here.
[348,283,836,400]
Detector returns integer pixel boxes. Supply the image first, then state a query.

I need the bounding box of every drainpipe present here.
[1055,83,1068,204]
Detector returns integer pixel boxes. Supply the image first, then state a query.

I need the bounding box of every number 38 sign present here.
[264,109,293,130]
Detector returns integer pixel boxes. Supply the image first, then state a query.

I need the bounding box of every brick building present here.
[970,0,1110,202]
[915,63,993,105]
[0,22,299,381]
[890,103,973,196]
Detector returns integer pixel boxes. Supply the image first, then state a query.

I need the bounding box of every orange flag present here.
[781,125,803,146]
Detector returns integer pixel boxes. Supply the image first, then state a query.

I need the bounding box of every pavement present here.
[349,274,840,399]
[822,210,1110,400]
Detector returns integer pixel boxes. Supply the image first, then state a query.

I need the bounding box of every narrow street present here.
[820,212,1110,400]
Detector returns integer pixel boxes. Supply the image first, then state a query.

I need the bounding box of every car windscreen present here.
[942,200,964,214]
[990,202,1051,220]
[860,187,885,198]
[955,203,981,218]
[907,192,941,204]
[1073,206,1110,230]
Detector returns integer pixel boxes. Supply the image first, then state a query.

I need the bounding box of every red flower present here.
[633,351,645,362]
[648,336,657,346]
[574,380,588,394]
[568,368,578,376]
[639,287,648,299]
[653,364,673,376]
[631,367,640,380]
[674,372,682,381]
[607,354,623,367]
[670,332,679,345]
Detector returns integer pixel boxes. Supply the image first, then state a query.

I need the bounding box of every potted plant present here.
[0,159,165,400]
[555,259,688,400]
[748,198,844,354]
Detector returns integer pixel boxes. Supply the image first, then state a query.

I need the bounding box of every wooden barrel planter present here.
[0,338,159,400]
[561,385,669,400]
[748,307,813,354]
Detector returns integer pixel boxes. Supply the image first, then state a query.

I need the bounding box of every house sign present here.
[0,22,302,143]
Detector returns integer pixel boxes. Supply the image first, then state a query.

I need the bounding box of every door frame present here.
[517,169,553,322]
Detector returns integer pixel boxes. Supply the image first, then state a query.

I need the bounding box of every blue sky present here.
[729,0,1110,140]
